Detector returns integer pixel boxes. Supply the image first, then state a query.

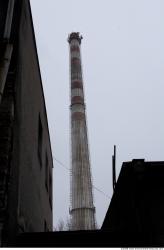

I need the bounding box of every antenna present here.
[112,145,116,191]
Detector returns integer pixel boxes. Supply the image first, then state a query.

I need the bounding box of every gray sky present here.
[30,0,164,228]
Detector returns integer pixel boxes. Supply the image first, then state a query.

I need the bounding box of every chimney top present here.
[68,32,83,44]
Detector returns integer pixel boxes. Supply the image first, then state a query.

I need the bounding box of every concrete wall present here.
[5,0,53,242]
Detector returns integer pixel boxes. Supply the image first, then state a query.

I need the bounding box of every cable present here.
[92,185,111,199]
[53,156,70,171]
[53,155,111,200]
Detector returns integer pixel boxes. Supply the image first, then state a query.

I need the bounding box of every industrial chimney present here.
[68,32,96,230]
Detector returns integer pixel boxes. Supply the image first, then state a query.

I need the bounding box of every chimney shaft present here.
[68,32,96,230]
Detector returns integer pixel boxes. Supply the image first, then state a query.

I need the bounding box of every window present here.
[45,152,52,209]
[49,173,52,209]
[38,115,43,168]
[45,153,49,192]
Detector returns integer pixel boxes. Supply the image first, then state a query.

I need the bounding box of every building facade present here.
[0,0,53,245]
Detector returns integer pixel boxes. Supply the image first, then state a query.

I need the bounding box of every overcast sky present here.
[30,0,164,228]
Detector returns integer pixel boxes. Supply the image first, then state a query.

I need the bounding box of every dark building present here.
[102,159,164,246]
[0,0,53,245]
[7,159,164,247]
